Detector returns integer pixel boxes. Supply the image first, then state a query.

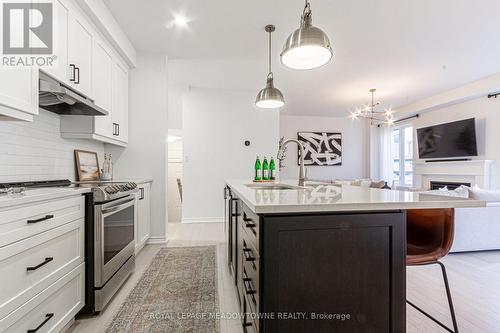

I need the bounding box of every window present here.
[391,126,413,187]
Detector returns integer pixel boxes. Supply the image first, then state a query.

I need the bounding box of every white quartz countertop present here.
[0,187,90,209]
[226,179,486,214]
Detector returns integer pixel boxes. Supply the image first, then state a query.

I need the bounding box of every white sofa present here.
[450,202,500,252]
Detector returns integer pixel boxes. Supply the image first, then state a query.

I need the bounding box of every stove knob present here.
[105,186,114,194]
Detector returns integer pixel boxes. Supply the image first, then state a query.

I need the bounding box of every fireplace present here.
[413,160,493,190]
[430,181,471,191]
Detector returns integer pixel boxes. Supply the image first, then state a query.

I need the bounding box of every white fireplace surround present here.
[413,159,494,190]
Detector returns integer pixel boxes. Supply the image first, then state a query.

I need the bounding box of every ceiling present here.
[104,0,500,116]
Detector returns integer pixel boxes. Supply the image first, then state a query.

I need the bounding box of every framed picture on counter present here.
[75,150,100,181]
[297,132,342,166]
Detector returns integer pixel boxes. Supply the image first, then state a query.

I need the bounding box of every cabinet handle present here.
[243,271,257,296]
[26,257,53,271]
[139,188,145,200]
[69,64,76,81]
[243,218,256,228]
[27,313,54,333]
[74,66,80,84]
[27,214,54,224]
[243,247,256,262]
[112,123,118,136]
[244,215,257,235]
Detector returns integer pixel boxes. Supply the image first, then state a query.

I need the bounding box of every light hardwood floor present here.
[69,222,500,333]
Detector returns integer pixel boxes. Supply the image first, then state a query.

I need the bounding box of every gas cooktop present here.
[0,179,138,203]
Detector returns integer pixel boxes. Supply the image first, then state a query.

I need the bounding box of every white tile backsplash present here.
[0,109,104,182]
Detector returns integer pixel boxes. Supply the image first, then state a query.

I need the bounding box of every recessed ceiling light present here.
[173,15,188,27]
[166,14,190,29]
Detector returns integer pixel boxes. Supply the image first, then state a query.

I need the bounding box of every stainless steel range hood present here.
[39,72,108,116]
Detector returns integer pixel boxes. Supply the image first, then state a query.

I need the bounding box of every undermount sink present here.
[245,183,304,190]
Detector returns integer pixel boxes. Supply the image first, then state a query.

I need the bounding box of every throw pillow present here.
[469,185,500,202]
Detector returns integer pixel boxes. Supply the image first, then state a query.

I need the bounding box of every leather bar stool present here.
[406,208,459,333]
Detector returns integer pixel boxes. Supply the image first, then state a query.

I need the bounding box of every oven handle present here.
[101,197,135,217]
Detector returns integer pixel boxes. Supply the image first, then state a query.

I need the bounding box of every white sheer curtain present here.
[379,125,394,185]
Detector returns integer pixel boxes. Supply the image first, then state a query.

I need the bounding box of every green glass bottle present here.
[262,157,269,180]
[269,157,276,181]
[254,156,262,181]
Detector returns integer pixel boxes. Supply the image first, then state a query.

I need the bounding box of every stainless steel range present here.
[0,179,139,314]
[83,181,138,313]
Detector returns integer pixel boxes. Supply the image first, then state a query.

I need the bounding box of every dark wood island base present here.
[225,188,407,333]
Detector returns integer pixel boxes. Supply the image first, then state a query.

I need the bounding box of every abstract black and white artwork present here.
[297,132,342,166]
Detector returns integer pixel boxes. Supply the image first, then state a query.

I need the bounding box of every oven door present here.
[94,195,136,287]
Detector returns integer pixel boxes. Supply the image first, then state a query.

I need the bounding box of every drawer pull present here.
[243,247,256,262]
[243,217,256,228]
[27,214,54,224]
[26,257,54,271]
[243,270,257,296]
[27,313,54,333]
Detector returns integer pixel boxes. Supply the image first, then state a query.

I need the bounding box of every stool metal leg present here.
[407,261,459,333]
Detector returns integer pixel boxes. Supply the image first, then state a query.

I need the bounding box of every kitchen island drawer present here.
[241,203,259,252]
[243,263,259,316]
[242,295,259,333]
[0,263,85,332]
[0,196,85,248]
[0,219,84,319]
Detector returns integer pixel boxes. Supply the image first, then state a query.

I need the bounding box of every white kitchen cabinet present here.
[43,0,69,83]
[92,38,113,137]
[112,61,129,143]
[135,182,151,253]
[68,10,93,97]
[60,56,129,146]
[0,194,85,331]
[0,68,38,121]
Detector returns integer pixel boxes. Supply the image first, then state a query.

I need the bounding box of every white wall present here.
[279,115,369,181]
[106,53,168,241]
[409,96,500,188]
[0,109,104,183]
[182,87,279,222]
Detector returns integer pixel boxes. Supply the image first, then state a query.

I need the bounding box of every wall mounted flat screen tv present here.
[417,118,478,159]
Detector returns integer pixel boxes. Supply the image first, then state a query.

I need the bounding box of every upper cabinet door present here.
[68,12,92,97]
[0,68,38,119]
[92,39,113,138]
[42,0,69,82]
[112,62,129,143]
[0,2,39,120]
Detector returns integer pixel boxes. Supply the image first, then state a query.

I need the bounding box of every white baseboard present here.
[146,236,167,244]
[181,217,224,224]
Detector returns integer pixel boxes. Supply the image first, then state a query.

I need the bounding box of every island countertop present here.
[225,179,486,214]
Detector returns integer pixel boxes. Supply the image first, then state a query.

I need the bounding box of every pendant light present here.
[281,0,333,70]
[256,25,285,109]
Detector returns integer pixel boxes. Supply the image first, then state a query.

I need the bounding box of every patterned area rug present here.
[105,246,219,333]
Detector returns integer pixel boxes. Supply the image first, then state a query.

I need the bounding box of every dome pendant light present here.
[281,0,333,70]
[256,25,285,109]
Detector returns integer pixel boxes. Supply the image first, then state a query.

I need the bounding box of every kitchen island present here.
[224,180,485,333]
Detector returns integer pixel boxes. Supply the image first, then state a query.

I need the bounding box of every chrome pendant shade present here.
[256,25,285,109]
[281,0,333,70]
[256,73,285,108]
